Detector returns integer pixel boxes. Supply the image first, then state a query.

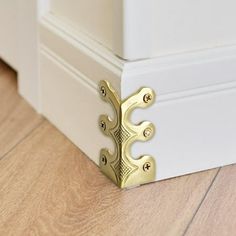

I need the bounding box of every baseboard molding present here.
[39,14,236,187]
[40,47,113,165]
[40,14,123,91]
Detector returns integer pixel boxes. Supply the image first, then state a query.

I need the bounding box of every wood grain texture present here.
[185,165,236,236]
[0,120,218,236]
[0,60,43,158]
[1,59,233,236]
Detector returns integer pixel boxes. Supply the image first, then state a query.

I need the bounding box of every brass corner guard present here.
[98,80,156,189]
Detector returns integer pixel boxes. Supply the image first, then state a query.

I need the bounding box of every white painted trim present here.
[121,44,236,99]
[42,13,236,100]
[40,14,122,163]
[40,14,123,94]
[132,87,236,181]
[40,47,114,164]
[39,14,236,183]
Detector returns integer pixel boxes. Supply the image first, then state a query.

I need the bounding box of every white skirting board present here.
[40,14,236,184]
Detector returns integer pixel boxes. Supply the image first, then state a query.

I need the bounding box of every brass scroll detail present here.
[98,80,156,188]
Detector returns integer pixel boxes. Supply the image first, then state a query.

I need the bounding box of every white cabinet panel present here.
[50,0,113,50]
[49,0,236,60]
[118,0,236,59]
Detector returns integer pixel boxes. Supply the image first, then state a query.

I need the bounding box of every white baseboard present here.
[39,14,236,185]
[40,14,123,164]
[40,47,111,164]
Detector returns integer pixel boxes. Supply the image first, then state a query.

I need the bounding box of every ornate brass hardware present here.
[98,80,156,188]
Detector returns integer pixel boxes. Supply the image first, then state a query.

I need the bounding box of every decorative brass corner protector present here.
[98,80,156,189]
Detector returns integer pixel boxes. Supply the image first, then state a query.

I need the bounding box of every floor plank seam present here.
[0,119,45,162]
[182,167,221,236]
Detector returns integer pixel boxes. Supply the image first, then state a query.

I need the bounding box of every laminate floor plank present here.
[0,59,226,236]
[0,60,43,158]
[0,121,219,236]
[185,165,236,236]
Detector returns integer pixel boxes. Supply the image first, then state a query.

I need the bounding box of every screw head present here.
[143,162,151,172]
[143,93,152,103]
[101,155,107,165]
[100,86,106,97]
[143,127,152,138]
[100,120,106,131]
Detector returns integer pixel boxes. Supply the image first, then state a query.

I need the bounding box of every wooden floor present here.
[0,60,236,236]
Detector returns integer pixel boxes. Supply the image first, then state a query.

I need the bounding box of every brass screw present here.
[143,127,152,138]
[101,155,107,165]
[143,93,152,103]
[100,120,106,131]
[143,162,151,172]
[100,86,106,97]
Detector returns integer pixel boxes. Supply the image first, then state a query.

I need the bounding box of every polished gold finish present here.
[98,80,156,188]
